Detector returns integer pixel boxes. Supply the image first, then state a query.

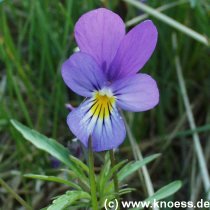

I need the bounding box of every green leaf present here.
[118,154,160,182]
[103,154,160,199]
[109,159,128,180]
[69,155,89,174]
[24,174,81,190]
[100,159,128,196]
[128,181,182,210]
[60,169,90,192]
[98,152,111,195]
[47,191,90,210]
[145,180,182,202]
[119,187,135,195]
[10,120,89,185]
[10,119,73,168]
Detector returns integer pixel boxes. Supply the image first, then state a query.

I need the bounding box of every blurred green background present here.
[0,0,210,209]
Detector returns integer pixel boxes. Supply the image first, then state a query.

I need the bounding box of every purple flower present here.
[50,157,61,168]
[62,8,159,152]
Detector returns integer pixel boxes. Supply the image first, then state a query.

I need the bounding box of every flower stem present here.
[109,150,121,210]
[88,138,99,210]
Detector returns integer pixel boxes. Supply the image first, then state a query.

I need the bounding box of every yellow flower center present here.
[91,88,115,120]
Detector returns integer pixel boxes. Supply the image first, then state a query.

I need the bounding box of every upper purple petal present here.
[61,52,106,97]
[107,20,158,81]
[111,73,159,112]
[74,8,125,73]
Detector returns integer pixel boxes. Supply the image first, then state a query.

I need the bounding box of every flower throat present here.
[90,88,115,120]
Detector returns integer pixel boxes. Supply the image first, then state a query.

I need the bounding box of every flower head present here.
[62,8,159,152]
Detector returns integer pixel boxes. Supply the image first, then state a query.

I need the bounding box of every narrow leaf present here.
[24,174,81,190]
[128,181,182,210]
[118,154,160,182]
[145,180,182,202]
[10,119,83,178]
[69,155,89,173]
[47,191,90,210]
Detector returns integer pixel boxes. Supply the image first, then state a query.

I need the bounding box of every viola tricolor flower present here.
[62,8,159,152]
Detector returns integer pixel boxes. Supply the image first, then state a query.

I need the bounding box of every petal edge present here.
[75,8,125,73]
[111,73,159,112]
[62,52,106,97]
[108,20,158,81]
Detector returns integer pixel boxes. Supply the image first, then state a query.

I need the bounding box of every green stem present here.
[0,178,33,210]
[109,150,120,210]
[88,138,99,210]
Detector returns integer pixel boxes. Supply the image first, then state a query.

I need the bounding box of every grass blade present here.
[0,178,32,210]
[24,174,82,190]
[124,0,209,46]
[122,112,160,210]
[172,33,210,197]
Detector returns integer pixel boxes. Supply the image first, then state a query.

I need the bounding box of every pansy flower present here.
[62,8,159,152]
